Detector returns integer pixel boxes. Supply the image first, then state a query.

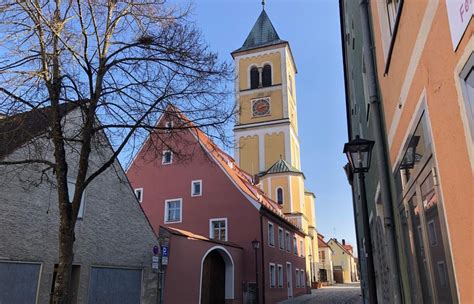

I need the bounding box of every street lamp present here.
[251,239,260,304]
[343,135,377,304]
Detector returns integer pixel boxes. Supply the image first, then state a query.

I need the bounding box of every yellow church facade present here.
[232,9,319,285]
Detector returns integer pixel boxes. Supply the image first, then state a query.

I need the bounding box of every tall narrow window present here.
[262,65,272,87]
[250,67,259,89]
[285,231,291,252]
[269,264,276,288]
[293,236,298,255]
[268,222,275,246]
[278,228,284,250]
[276,188,283,205]
[277,265,283,288]
[295,269,300,287]
[300,239,304,257]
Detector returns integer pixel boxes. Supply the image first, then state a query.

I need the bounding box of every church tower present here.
[232,8,300,176]
[232,6,319,284]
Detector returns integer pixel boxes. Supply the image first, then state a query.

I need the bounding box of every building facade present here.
[317,234,334,285]
[0,106,159,304]
[231,8,320,287]
[327,239,357,284]
[341,0,474,303]
[127,108,307,303]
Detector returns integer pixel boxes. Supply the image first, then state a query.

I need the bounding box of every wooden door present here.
[201,250,225,304]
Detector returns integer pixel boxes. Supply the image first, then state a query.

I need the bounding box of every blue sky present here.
[186,0,357,249]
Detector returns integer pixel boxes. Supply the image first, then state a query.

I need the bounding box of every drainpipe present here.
[259,214,266,304]
[359,0,402,303]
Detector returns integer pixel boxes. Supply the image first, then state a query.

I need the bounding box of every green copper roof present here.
[233,10,286,53]
[265,159,302,175]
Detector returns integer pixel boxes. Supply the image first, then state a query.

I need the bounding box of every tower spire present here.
[261,0,265,10]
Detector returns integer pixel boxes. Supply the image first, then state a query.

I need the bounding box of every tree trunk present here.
[52,201,75,304]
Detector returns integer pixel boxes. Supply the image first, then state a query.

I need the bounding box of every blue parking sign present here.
[162,246,169,257]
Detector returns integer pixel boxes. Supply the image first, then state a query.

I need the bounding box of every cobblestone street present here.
[279,283,363,304]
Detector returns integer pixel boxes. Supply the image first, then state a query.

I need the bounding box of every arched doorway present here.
[200,247,234,304]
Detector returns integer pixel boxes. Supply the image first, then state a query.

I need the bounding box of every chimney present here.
[342,239,346,245]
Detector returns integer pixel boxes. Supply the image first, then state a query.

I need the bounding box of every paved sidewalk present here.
[278,283,363,304]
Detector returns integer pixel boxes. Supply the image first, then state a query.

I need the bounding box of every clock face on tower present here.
[252,98,271,117]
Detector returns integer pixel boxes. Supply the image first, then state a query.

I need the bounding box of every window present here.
[262,64,272,87]
[276,188,283,205]
[301,270,305,287]
[269,264,276,288]
[268,222,275,247]
[162,151,172,164]
[427,220,438,246]
[300,239,304,257]
[250,67,259,89]
[68,181,85,219]
[277,264,283,288]
[293,236,298,255]
[437,262,447,287]
[134,188,143,203]
[285,231,291,252]
[295,269,300,287]
[289,75,293,97]
[165,121,173,133]
[278,228,284,250]
[191,180,202,196]
[164,199,182,223]
[460,55,474,158]
[210,218,227,241]
[320,250,325,262]
[386,0,401,35]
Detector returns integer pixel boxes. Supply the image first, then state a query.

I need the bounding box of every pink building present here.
[127,108,307,303]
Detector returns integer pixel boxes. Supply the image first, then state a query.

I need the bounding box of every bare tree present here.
[0,1,232,302]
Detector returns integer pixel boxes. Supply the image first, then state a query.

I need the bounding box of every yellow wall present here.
[264,132,285,169]
[290,175,304,213]
[261,175,291,212]
[238,90,283,124]
[239,135,259,175]
[304,193,315,227]
[238,52,282,91]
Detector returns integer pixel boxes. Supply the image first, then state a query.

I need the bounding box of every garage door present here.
[0,261,41,304]
[88,267,142,304]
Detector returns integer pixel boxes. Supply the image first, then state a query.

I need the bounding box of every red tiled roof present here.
[168,106,302,232]
[318,234,330,248]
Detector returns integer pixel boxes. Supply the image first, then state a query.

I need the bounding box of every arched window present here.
[262,64,272,87]
[250,67,259,89]
[276,188,283,205]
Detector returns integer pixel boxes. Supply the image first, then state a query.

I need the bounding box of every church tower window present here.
[262,64,272,87]
[276,187,283,205]
[250,67,259,89]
